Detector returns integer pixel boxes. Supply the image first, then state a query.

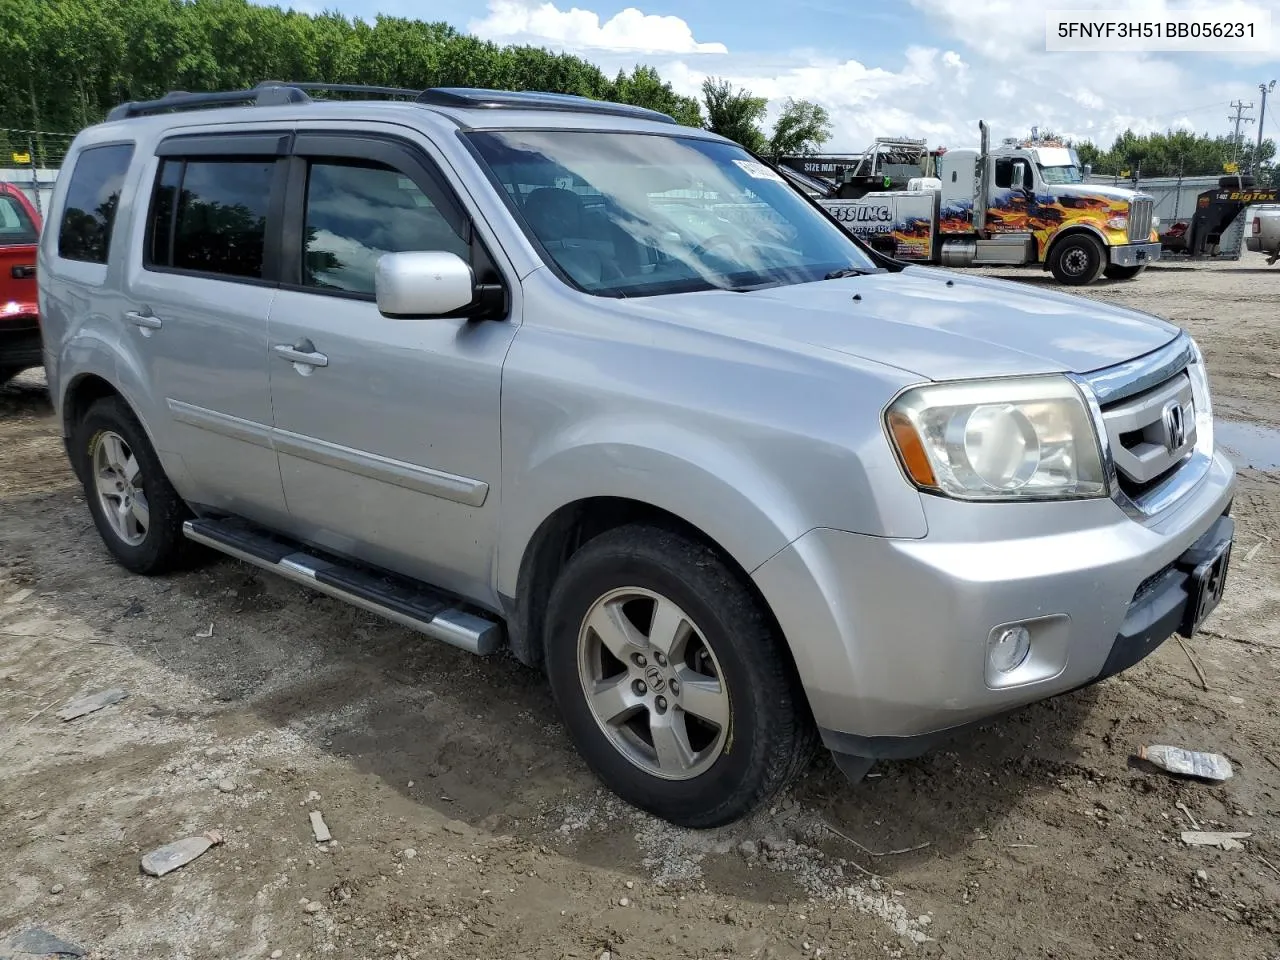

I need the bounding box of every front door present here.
[266,131,515,605]
[124,134,291,525]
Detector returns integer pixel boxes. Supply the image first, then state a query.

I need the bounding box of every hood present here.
[630,266,1178,382]
[1061,182,1146,202]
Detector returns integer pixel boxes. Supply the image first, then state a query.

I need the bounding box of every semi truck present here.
[817,123,1162,285]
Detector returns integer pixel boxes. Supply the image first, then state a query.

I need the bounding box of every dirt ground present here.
[2,259,1279,960]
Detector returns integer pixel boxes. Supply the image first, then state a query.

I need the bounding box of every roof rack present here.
[416,88,678,124]
[106,82,678,125]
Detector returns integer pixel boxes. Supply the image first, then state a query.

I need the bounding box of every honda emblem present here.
[1162,401,1187,453]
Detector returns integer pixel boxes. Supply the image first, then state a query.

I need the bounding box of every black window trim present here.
[142,131,293,288]
[55,140,136,266]
[281,131,509,318]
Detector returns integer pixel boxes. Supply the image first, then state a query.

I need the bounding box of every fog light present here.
[988,625,1031,674]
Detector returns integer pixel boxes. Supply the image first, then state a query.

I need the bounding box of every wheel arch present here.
[506,496,791,666]
[1042,223,1109,269]
[58,335,172,485]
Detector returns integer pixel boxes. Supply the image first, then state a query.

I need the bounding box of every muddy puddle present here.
[1216,419,1280,470]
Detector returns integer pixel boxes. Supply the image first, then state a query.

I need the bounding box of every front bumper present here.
[752,451,1236,758]
[1111,241,1162,267]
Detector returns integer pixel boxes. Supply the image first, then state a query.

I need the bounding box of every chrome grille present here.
[1100,372,1195,497]
[1127,198,1153,242]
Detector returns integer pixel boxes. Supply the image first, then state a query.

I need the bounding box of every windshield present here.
[467,130,876,297]
[1038,164,1084,185]
[0,194,38,246]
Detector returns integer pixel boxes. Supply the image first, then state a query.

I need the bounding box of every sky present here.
[261,0,1280,152]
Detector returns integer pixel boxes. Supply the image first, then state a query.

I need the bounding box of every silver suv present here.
[39,84,1236,827]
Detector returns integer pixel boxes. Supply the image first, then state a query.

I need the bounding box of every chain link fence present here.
[0,128,75,217]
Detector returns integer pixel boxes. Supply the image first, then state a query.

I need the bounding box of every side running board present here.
[183,518,502,656]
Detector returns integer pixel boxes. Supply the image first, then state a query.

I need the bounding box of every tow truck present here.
[816,124,1162,285]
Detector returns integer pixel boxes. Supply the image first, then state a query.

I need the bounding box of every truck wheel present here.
[1103,264,1146,281]
[544,524,815,828]
[1050,234,1105,285]
[71,396,197,575]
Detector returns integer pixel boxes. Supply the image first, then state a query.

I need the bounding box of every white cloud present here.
[469,0,728,53]
[458,0,1276,153]
[908,0,1280,60]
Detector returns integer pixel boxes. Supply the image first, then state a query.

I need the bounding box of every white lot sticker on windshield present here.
[733,159,785,183]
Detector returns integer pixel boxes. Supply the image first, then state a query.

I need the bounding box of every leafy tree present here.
[701,77,767,154]
[767,98,831,159]
[1069,128,1276,183]
[0,0,702,136]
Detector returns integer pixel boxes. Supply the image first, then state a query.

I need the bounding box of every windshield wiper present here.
[824,267,871,280]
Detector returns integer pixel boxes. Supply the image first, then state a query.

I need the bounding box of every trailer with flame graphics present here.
[818,123,1162,285]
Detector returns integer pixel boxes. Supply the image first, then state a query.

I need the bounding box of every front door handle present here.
[273,340,328,368]
[124,310,163,332]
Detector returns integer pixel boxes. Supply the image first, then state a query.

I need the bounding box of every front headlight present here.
[1106,215,1128,230]
[1186,338,1213,455]
[886,375,1107,501]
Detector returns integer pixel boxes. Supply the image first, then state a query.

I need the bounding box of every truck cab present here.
[937,134,1160,282]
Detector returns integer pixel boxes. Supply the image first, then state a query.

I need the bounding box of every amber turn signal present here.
[887,411,937,489]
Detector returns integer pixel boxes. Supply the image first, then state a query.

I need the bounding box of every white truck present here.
[1246,205,1280,264]
[818,124,1161,285]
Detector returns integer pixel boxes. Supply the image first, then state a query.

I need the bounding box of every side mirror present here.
[1083,163,1093,178]
[375,251,475,318]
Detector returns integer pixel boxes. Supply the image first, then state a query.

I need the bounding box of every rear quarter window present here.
[57,143,134,264]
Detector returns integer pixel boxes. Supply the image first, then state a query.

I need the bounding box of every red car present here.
[0,181,42,385]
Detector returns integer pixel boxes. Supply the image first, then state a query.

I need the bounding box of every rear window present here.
[0,194,38,245]
[147,158,274,280]
[57,143,134,264]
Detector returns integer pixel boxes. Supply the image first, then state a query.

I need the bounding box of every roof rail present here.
[105,82,679,125]
[106,85,311,121]
[254,81,424,98]
[416,87,678,124]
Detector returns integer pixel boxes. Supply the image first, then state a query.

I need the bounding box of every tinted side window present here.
[302,160,468,295]
[57,143,134,263]
[166,160,275,279]
[994,159,1014,189]
[0,194,38,245]
[147,159,183,267]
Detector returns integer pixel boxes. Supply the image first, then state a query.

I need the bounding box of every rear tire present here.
[1103,264,1146,281]
[71,396,196,575]
[1050,233,1105,285]
[544,524,815,828]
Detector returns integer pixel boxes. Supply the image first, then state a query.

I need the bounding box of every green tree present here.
[701,77,767,153]
[0,0,702,137]
[767,98,831,159]
[1071,128,1276,181]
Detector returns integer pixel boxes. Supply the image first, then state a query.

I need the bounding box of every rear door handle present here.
[124,310,163,335]
[273,341,328,368]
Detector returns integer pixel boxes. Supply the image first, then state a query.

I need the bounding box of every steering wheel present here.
[689,233,741,262]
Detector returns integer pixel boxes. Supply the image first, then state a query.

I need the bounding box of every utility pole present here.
[1229,100,1255,165]
[1259,80,1277,172]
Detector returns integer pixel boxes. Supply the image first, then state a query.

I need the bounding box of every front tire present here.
[544,524,814,828]
[1103,263,1146,281]
[1050,234,1105,285]
[71,396,196,575]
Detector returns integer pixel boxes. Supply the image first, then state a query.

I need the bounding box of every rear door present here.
[265,130,516,604]
[124,132,291,524]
